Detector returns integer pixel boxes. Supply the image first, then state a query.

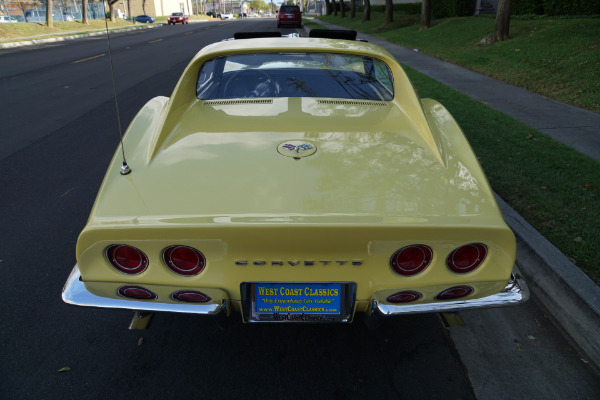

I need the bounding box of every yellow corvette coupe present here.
[62,30,528,325]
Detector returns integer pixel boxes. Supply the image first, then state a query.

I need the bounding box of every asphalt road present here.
[1,18,598,399]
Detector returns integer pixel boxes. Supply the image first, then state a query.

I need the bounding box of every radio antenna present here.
[103,5,131,175]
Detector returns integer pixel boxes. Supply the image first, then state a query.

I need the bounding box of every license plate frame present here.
[240,282,356,323]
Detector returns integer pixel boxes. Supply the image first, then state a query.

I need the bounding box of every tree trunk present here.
[108,0,119,22]
[350,0,355,18]
[127,0,132,22]
[46,0,53,27]
[420,0,431,30]
[363,0,370,21]
[82,0,88,24]
[333,0,337,16]
[384,0,393,25]
[325,0,331,16]
[340,0,345,18]
[494,0,512,41]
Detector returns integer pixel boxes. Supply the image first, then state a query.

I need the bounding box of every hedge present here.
[362,0,600,17]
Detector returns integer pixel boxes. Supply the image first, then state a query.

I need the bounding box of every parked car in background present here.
[206,11,217,18]
[168,12,188,25]
[0,15,18,23]
[276,4,301,28]
[221,12,233,20]
[62,30,529,326]
[135,15,155,23]
[24,10,62,22]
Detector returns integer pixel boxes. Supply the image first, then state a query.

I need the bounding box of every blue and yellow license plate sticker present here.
[255,283,342,315]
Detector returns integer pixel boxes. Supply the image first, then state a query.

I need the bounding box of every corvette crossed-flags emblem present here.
[282,143,313,153]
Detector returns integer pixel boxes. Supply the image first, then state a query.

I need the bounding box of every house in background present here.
[113,0,195,19]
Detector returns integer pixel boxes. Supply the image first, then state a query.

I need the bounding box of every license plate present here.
[241,282,356,323]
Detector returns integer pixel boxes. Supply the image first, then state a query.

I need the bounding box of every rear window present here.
[280,6,300,13]
[197,52,394,101]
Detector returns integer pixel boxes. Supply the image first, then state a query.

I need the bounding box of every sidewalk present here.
[307,21,600,369]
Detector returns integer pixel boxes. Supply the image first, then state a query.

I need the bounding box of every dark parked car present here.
[277,5,301,28]
[135,15,155,23]
[168,12,188,25]
[206,11,217,18]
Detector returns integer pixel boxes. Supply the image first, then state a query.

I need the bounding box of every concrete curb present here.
[0,24,163,49]
[497,195,600,368]
[0,19,221,49]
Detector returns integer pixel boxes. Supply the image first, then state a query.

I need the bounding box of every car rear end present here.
[69,210,522,324]
[277,5,301,28]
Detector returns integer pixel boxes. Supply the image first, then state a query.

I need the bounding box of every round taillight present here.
[106,245,148,274]
[171,290,212,303]
[387,290,423,303]
[436,285,474,300]
[117,285,158,300]
[163,246,206,276]
[446,243,487,273]
[390,245,433,276]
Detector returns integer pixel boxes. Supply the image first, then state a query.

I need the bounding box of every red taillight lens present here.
[436,285,474,300]
[117,285,157,300]
[163,245,206,276]
[390,245,432,276]
[387,290,423,303]
[106,245,148,274]
[446,243,487,273]
[171,290,211,303]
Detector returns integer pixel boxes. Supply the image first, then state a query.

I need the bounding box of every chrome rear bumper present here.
[367,271,529,320]
[63,265,528,325]
[62,265,228,317]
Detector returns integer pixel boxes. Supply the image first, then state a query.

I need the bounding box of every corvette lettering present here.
[235,260,362,266]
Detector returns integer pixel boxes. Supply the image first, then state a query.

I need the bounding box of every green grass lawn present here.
[0,19,134,40]
[311,14,600,284]
[316,13,600,113]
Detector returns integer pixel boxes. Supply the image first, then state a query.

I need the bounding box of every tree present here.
[494,0,512,41]
[340,0,345,18]
[251,0,268,12]
[384,0,393,24]
[363,0,370,21]
[108,0,119,22]
[333,0,337,16]
[46,0,53,27]
[82,0,88,24]
[126,0,132,22]
[350,0,355,19]
[325,0,331,15]
[420,0,431,30]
